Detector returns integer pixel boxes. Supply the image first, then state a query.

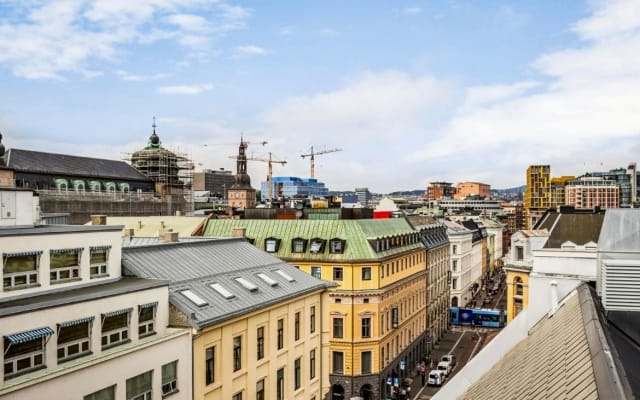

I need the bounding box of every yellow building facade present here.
[525,165,551,228]
[505,266,530,323]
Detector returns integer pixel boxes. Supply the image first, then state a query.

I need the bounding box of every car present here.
[437,361,452,377]
[427,369,445,386]
[440,354,457,368]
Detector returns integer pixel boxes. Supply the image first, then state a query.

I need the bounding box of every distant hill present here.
[491,185,525,201]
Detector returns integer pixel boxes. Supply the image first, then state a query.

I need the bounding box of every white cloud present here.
[232,45,268,58]
[403,7,422,16]
[156,83,213,94]
[0,0,252,80]
[116,70,168,81]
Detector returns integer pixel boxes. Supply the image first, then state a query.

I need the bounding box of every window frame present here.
[264,237,281,253]
[49,249,81,283]
[329,238,346,254]
[233,335,242,372]
[257,326,265,360]
[332,267,344,281]
[101,309,131,349]
[309,238,326,254]
[361,317,371,338]
[294,312,301,341]
[3,252,41,289]
[57,319,92,363]
[310,266,322,279]
[126,370,152,400]
[138,303,157,338]
[361,351,372,374]
[333,317,344,338]
[161,360,178,397]
[256,379,265,400]
[277,318,284,350]
[332,351,344,374]
[291,238,307,253]
[310,348,316,379]
[310,305,316,334]
[205,346,215,385]
[361,266,372,281]
[294,357,301,390]
[89,247,110,278]
[277,368,285,400]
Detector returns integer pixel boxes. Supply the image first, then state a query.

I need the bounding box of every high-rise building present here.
[565,176,620,209]
[192,168,234,198]
[261,176,329,201]
[550,176,575,208]
[427,181,456,201]
[454,182,491,200]
[524,165,551,229]
[355,187,372,206]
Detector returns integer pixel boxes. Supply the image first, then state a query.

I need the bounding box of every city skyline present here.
[1,0,639,193]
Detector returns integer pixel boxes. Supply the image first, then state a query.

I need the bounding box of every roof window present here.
[275,269,295,282]
[180,290,208,306]
[235,277,258,292]
[210,283,235,299]
[257,273,279,287]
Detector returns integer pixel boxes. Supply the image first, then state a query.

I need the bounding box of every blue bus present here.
[450,307,506,328]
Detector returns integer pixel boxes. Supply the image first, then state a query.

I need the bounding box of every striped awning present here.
[58,316,95,328]
[3,250,43,257]
[102,308,132,318]
[50,247,84,254]
[90,245,112,251]
[139,302,158,309]
[5,327,54,344]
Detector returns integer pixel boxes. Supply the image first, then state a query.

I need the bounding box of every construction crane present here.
[229,152,287,202]
[300,146,343,178]
[202,140,267,147]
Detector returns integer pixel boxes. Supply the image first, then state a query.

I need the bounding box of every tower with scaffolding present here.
[125,119,194,216]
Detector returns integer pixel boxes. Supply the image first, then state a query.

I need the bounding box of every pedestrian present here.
[420,361,426,386]
[407,385,412,400]
[415,361,421,377]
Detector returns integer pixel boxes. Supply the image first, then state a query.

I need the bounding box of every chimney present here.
[160,220,165,229]
[158,228,173,238]
[232,227,246,238]
[549,280,559,315]
[175,210,183,216]
[123,228,135,238]
[162,231,179,243]
[91,215,107,225]
[137,220,143,229]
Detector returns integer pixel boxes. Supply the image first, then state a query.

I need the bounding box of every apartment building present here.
[0,189,191,400]
[442,220,475,308]
[122,237,334,400]
[525,165,551,229]
[202,219,429,400]
[454,182,490,200]
[565,176,620,209]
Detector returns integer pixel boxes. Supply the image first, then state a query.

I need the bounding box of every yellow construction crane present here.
[300,146,343,178]
[229,152,286,202]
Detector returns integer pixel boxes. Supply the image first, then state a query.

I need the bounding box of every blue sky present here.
[1,0,639,193]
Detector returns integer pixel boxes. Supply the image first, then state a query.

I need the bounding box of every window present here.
[310,349,316,379]
[89,247,109,278]
[294,357,301,390]
[333,318,343,338]
[292,238,307,253]
[516,246,524,261]
[126,370,152,400]
[3,252,40,289]
[232,393,242,400]
[101,309,131,349]
[332,351,344,374]
[309,238,326,253]
[333,267,343,281]
[138,303,157,338]
[257,326,265,360]
[310,266,321,279]
[391,307,399,328]
[84,385,115,400]
[265,237,281,253]
[452,245,457,254]
[277,368,285,400]
[330,239,346,254]
[57,318,92,362]
[452,278,457,290]
[361,351,372,374]
[162,361,178,397]
[361,317,371,338]
[361,267,371,281]
[295,312,301,341]
[50,249,81,283]
[205,346,215,385]
[3,327,53,379]
[310,306,316,334]
[516,282,524,296]
[452,259,458,271]
[233,335,242,371]
[277,319,284,350]
[256,379,265,400]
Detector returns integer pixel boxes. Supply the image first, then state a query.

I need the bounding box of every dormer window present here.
[292,238,307,253]
[330,239,346,254]
[309,238,326,254]
[265,237,281,253]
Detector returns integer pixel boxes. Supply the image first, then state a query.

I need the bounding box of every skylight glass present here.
[235,277,258,292]
[275,269,295,282]
[180,290,208,306]
[257,273,278,287]
[310,241,323,253]
[210,283,235,299]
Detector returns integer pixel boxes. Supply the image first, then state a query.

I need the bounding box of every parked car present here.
[437,361,452,377]
[427,369,445,386]
[441,354,457,368]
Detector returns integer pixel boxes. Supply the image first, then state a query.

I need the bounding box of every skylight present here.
[257,273,279,287]
[235,277,258,292]
[275,269,295,282]
[180,290,208,307]
[210,283,235,299]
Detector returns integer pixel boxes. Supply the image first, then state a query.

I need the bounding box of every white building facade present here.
[444,220,475,307]
[0,188,191,400]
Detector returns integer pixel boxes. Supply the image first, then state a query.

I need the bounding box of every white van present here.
[437,361,452,377]
[440,354,457,368]
[427,369,445,386]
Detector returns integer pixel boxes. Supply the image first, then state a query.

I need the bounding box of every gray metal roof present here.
[597,209,640,252]
[4,148,151,182]
[123,236,220,247]
[0,224,123,237]
[122,238,334,330]
[0,277,167,317]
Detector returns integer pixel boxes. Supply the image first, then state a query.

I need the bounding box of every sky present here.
[1,0,639,194]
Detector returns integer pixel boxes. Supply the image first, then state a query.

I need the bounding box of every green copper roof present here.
[202,218,423,262]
